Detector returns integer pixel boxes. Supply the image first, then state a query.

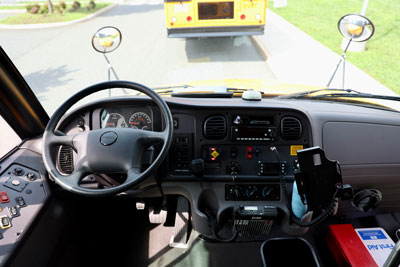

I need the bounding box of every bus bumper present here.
[167,25,265,38]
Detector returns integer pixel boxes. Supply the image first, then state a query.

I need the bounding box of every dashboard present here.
[3,95,400,254]
[49,96,400,238]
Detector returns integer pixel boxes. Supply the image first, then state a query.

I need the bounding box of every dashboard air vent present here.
[204,115,227,140]
[281,117,302,140]
[58,145,74,174]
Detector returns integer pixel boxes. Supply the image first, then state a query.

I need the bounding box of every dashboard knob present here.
[262,186,273,197]
[226,161,240,174]
[246,186,259,199]
[234,188,241,198]
[27,173,37,181]
[228,186,242,200]
[13,167,24,176]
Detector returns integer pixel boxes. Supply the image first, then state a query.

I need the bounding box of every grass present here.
[0,2,111,24]
[17,0,112,3]
[0,6,26,9]
[269,0,400,94]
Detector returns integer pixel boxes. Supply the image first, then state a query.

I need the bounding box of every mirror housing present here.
[338,14,375,42]
[91,26,122,53]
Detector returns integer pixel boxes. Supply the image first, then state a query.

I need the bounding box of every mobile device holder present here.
[290,147,353,227]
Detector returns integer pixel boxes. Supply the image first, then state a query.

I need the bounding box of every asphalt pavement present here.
[0,0,276,114]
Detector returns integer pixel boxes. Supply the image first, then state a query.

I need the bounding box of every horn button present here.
[100,131,118,146]
[82,129,147,173]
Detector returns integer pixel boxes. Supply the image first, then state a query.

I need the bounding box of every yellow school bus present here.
[164,0,267,38]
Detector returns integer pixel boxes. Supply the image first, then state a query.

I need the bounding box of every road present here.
[0,0,276,114]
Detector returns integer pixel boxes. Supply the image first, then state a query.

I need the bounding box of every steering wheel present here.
[42,81,173,196]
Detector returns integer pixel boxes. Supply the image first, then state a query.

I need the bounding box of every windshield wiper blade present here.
[308,93,400,102]
[276,88,362,99]
[151,84,193,90]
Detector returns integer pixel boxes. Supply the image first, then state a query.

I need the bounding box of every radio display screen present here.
[262,162,280,175]
[236,127,268,138]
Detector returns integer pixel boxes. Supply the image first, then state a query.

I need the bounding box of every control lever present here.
[191,159,204,177]
[191,159,204,190]
[226,161,240,182]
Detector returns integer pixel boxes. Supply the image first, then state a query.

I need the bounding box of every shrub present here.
[59,1,67,10]
[72,1,81,10]
[54,4,63,13]
[25,4,33,12]
[39,4,49,14]
[26,3,40,14]
[87,0,96,10]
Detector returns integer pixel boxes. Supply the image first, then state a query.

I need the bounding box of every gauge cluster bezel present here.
[100,106,154,131]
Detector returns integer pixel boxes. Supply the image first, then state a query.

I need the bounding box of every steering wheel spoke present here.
[47,132,76,147]
[126,167,142,183]
[146,130,167,145]
[50,165,88,191]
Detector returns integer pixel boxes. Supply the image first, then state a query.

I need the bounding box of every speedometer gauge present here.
[105,113,127,128]
[129,112,152,130]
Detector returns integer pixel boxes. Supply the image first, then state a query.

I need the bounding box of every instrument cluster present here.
[100,106,153,130]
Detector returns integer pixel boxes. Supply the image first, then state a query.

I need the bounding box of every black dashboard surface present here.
[57,96,400,212]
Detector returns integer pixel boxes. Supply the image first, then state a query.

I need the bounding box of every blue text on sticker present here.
[358,230,386,240]
[367,244,395,251]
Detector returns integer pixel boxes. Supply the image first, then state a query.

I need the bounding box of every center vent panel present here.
[58,145,74,174]
[204,115,227,140]
[280,117,302,140]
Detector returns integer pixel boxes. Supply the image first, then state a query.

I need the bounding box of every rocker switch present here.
[0,192,9,203]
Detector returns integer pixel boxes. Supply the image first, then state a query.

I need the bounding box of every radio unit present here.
[231,114,276,142]
[231,126,276,141]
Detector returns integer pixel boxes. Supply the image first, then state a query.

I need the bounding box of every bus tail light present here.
[256,14,261,20]
[171,17,177,23]
[240,14,246,20]
[187,16,192,22]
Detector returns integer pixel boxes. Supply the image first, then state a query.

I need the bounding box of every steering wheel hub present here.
[100,131,118,146]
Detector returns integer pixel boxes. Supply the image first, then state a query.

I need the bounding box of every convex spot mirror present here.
[338,14,375,42]
[92,26,122,53]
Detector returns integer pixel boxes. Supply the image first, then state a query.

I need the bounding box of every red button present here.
[246,146,254,159]
[0,192,10,203]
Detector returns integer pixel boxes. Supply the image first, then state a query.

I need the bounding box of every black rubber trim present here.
[167,25,264,38]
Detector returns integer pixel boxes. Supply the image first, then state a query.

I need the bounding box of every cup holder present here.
[261,238,319,267]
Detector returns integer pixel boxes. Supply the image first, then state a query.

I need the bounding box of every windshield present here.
[0,0,398,114]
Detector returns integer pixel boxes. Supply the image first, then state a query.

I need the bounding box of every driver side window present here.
[0,115,21,159]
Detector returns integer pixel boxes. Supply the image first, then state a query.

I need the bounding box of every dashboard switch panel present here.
[225,184,280,201]
[170,134,193,175]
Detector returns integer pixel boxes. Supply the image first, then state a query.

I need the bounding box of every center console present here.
[165,108,312,238]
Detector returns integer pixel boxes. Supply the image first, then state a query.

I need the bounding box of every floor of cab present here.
[11,193,400,267]
[44,194,264,267]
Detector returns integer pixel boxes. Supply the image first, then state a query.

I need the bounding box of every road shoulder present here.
[252,9,395,96]
[0,3,117,30]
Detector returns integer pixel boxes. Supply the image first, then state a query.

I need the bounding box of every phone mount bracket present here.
[294,147,353,211]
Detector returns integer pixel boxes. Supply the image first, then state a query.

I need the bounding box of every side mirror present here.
[91,26,122,53]
[338,14,375,42]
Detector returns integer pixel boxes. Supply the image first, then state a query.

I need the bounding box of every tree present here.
[47,0,53,14]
